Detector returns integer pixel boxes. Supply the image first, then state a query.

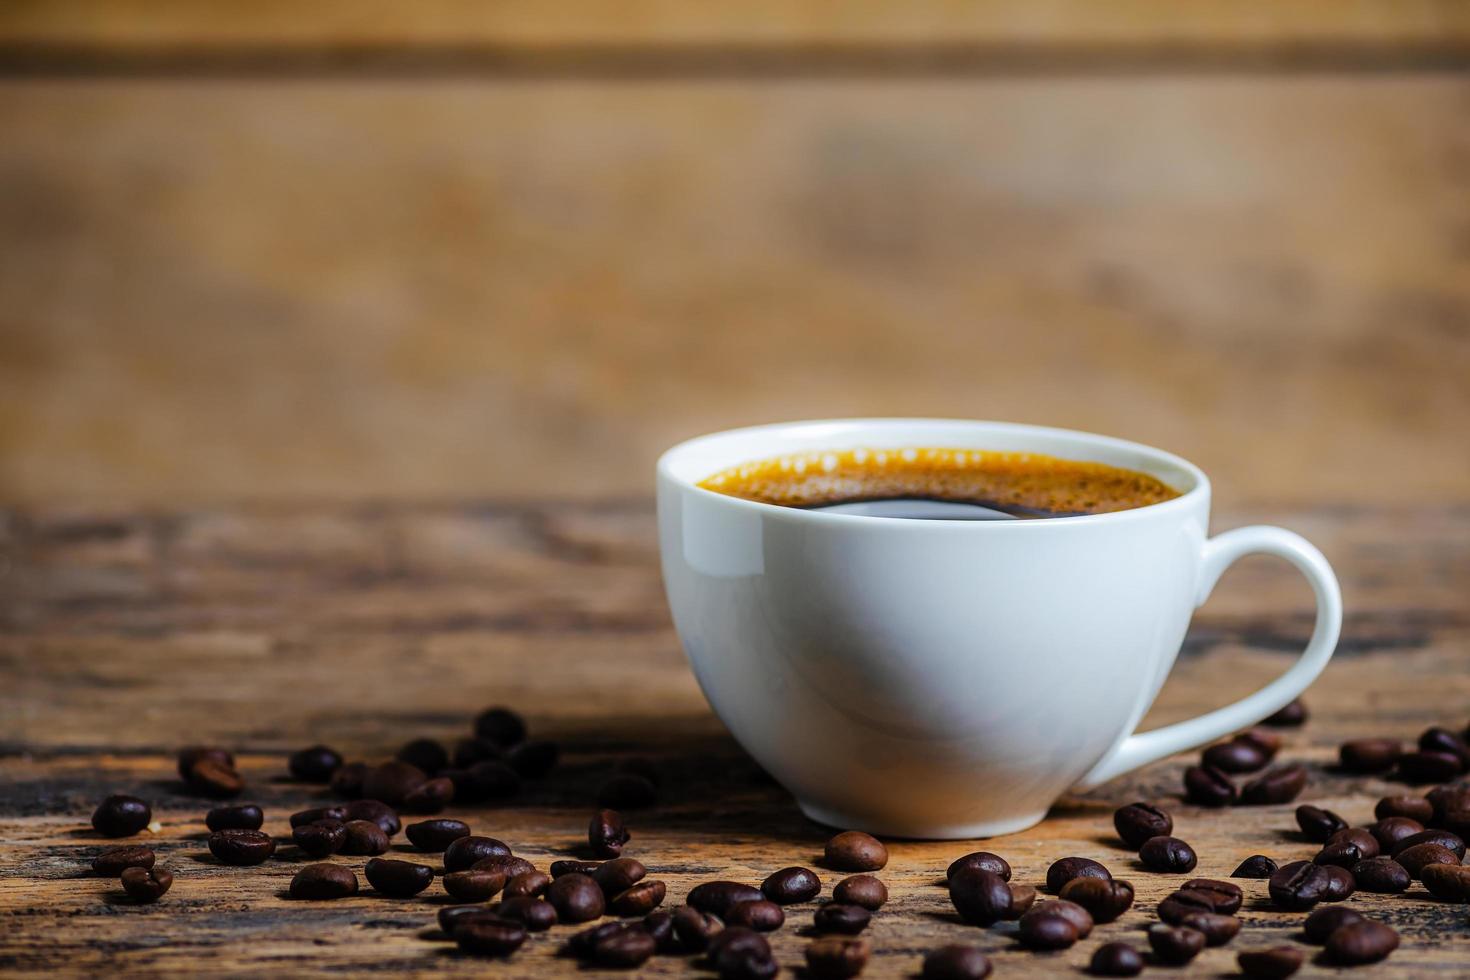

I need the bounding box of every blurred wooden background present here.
[1,1,1468,506]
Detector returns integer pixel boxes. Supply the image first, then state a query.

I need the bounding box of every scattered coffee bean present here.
[589,808,630,859]
[443,869,507,902]
[1324,919,1399,965]
[609,880,666,917]
[1376,794,1434,822]
[1351,856,1410,893]
[726,898,783,931]
[178,746,234,781]
[1319,864,1355,901]
[504,871,551,898]
[1089,941,1143,976]
[1184,765,1237,807]
[1113,803,1172,848]
[644,909,677,952]
[1240,765,1308,806]
[208,828,276,865]
[453,737,502,768]
[1237,728,1283,759]
[1339,739,1402,773]
[814,902,871,935]
[340,820,390,856]
[1018,901,1087,950]
[597,773,658,809]
[1059,877,1133,923]
[507,740,560,779]
[1304,906,1365,943]
[1316,829,1378,867]
[1148,924,1206,964]
[91,795,151,838]
[763,866,821,904]
[1004,883,1037,919]
[833,875,886,910]
[444,835,512,872]
[404,818,469,852]
[364,857,433,897]
[568,920,639,959]
[454,916,528,957]
[672,906,723,951]
[948,868,1012,925]
[1269,860,1332,910]
[1397,751,1465,784]
[290,863,358,900]
[1046,857,1111,894]
[473,855,537,880]
[1369,816,1424,851]
[1232,855,1278,878]
[342,799,400,837]
[592,925,656,968]
[593,857,647,897]
[1261,699,1307,727]
[1237,946,1304,979]
[824,831,887,872]
[806,936,869,979]
[287,744,341,782]
[401,777,455,815]
[447,762,521,804]
[92,845,155,876]
[292,819,346,858]
[1420,727,1470,765]
[205,803,263,832]
[439,904,496,934]
[119,866,172,903]
[495,895,558,931]
[289,806,346,828]
[185,757,244,798]
[1180,878,1243,913]
[946,851,1011,882]
[1204,739,1269,774]
[474,706,527,747]
[708,927,772,969]
[547,872,606,922]
[688,880,765,918]
[922,944,993,980]
[1420,862,1470,902]
[396,738,449,775]
[329,761,368,797]
[1139,836,1197,873]
[1392,828,1466,860]
[1180,911,1240,945]
[1295,804,1347,842]
[551,859,602,878]
[1427,784,1470,823]
[1157,890,1216,925]
[1395,842,1460,878]
[360,761,427,807]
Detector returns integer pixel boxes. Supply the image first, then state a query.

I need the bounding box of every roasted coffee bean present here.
[495,895,558,931]
[1351,856,1410,893]
[672,906,723,951]
[1262,698,1307,727]
[1088,942,1143,977]
[206,803,263,832]
[1113,803,1172,848]
[444,835,512,872]
[1395,842,1460,878]
[1232,854,1278,878]
[805,936,869,979]
[454,916,528,957]
[948,868,1012,925]
[439,904,498,934]
[609,880,667,917]
[1237,946,1304,979]
[342,799,400,837]
[1184,765,1237,807]
[1268,860,1332,910]
[568,920,638,958]
[405,818,469,852]
[288,744,342,782]
[1324,919,1399,965]
[552,859,602,878]
[813,902,871,935]
[1204,739,1269,774]
[1392,828,1466,859]
[329,761,368,797]
[178,746,234,781]
[473,855,537,880]
[443,869,507,902]
[1315,829,1377,868]
[401,777,454,815]
[474,706,527,747]
[1420,862,1470,901]
[1058,877,1133,923]
[289,806,346,828]
[1157,890,1218,925]
[1420,727,1470,765]
[688,881,765,918]
[445,761,522,804]
[93,845,154,876]
[185,758,244,798]
[1369,816,1424,851]
[726,899,783,931]
[1237,728,1283,758]
[593,857,647,896]
[292,819,346,858]
[359,761,426,807]
[453,737,503,768]
[1295,804,1347,842]
[825,831,888,872]
[208,828,276,865]
[1427,783,1470,823]
[923,944,993,980]
[708,927,772,969]
[504,871,551,898]
[1180,911,1240,945]
[592,926,657,968]
[91,795,151,837]
[547,872,606,922]
[719,952,778,980]
[507,740,560,779]
[946,851,1011,882]
[1139,836,1197,873]
[1017,902,1083,950]
[1148,924,1206,964]
[1303,905,1364,943]
[1045,856,1110,893]
[119,866,172,903]
[1004,883,1037,919]
[1240,765,1308,806]
[644,909,677,952]
[340,819,390,856]
[364,857,434,897]
[396,738,449,775]
[589,808,630,859]
[597,773,658,809]
[1376,794,1434,822]
[833,875,887,910]
[1180,878,1243,913]
[1340,739,1402,773]
[290,863,359,900]
[1322,863,1356,901]
[1397,750,1465,784]
[763,866,821,904]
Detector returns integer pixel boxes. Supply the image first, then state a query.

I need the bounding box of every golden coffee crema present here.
[698,447,1181,518]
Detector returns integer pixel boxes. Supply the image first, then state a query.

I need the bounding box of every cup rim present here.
[657,417,1210,529]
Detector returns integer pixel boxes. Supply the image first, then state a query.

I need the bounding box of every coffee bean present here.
[1426,783,1470,824]
[1148,924,1206,964]
[1339,738,1402,773]
[401,777,454,815]
[948,868,1012,925]
[1088,942,1143,977]
[185,757,244,798]
[1139,836,1197,873]
[403,818,468,852]
[1351,856,1410,893]
[1392,828,1466,860]
[359,761,426,807]
[825,831,888,872]
[292,819,346,858]
[495,895,558,931]
[438,904,498,934]
[1324,919,1399,965]
[1395,842,1460,878]
[688,881,765,918]
[1045,856,1110,893]
[1018,901,1085,950]
[1420,727,1470,765]
[1240,765,1308,805]
[1420,862,1470,901]
[91,795,151,837]
[329,761,368,797]
[178,746,234,781]
[644,909,677,952]
[547,872,606,922]
[507,740,560,779]
[1112,803,1172,848]
[577,809,628,861]
[1232,855,1278,878]
[1184,765,1237,807]
[473,855,537,880]
[1237,946,1304,979]
[763,866,821,904]
[608,880,666,917]
[453,737,503,768]
[208,828,276,865]
[364,857,433,897]
[1322,864,1356,901]
[568,920,639,959]
[1304,905,1364,943]
[1295,804,1347,842]
[1268,860,1332,910]
[1261,698,1307,727]
[726,899,783,931]
[814,902,871,935]
[1058,877,1133,923]
[287,744,342,782]
[1004,883,1037,919]
[504,871,551,898]
[552,859,602,878]
[1180,878,1243,913]
[443,869,507,902]
[1376,794,1434,822]
[290,863,359,900]
[444,835,512,871]
[342,799,400,837]
[1180,911,1240,945]
[1238,728,1283,758]
[119,866,172,903]
[922,944,993,980]
[671,906,723,951]
[709,927,772,968]
[1204,739,1269,774]
[593,857,647,897]
[454,916,528,957]
[396,738,448,775]
[340,820,390,856]
[1157,890,1217,925]
[833,875,887,910]
[93,845,155,876]
[474,706,527,747]
[592,926,657,968]
[289,806,346,828]
[447,761,522,804]
[806,936,869,979]
[1369,816,1424,851]
[719,953,779,980]
[597,773,658,809]
[1397,750,1465,784]
[205,803,263,832]
[946,851,1011,882]
[1315,828,1378,867]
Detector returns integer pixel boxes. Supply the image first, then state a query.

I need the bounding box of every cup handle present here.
[1073,525,1342,791]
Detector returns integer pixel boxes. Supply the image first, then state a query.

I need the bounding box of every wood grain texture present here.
[2,501,1468,976]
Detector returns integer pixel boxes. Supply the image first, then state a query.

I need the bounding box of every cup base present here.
[797,800,1049,841]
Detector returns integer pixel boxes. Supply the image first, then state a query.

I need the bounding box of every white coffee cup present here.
[657,419,1341,839]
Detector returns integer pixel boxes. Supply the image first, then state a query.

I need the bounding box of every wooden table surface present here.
[2,500,1468,977]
